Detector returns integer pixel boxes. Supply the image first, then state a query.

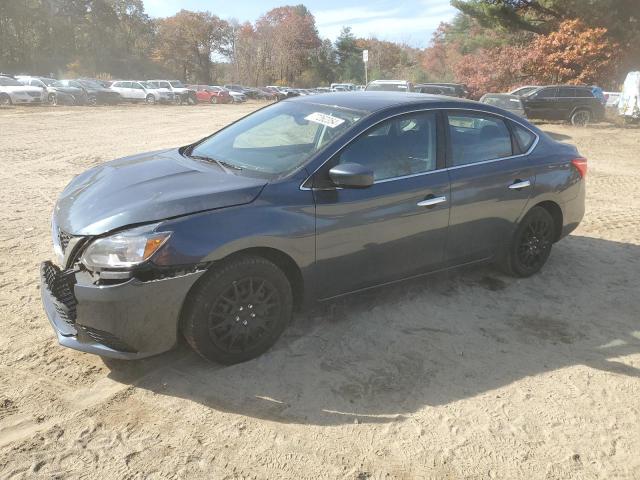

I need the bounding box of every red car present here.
[188,85,232,104]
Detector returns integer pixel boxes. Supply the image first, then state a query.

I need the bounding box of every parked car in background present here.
[414,84,457,96]
[226,88,247,103]
[71,79,121,105]
[48,80,89,105]
[187,85,231,104]
[520,85,604,126]
[147,80,196,105]
[205,86,234,104]
[16,76,75,105]
[417,83,468,98]
[365,80,413,92]
[0,75,44,105]
[618,71,640,122]
[510,86,540,97]
[261,87,286,101]
[604,91,621,108]
[110,81,174,104]
[480,93,527,118]
[330,82,355,91]
[41,92,586,364]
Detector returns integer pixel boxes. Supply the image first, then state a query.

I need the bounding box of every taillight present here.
[571,157,588,178]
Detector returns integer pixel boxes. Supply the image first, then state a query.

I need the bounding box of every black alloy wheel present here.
[181,255,293,364]
[571,109,591,127]
[500,206,555,277]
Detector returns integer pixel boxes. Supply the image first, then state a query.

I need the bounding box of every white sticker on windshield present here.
[305,112,346,128]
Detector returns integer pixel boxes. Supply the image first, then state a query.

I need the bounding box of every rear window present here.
[575,88,594,98]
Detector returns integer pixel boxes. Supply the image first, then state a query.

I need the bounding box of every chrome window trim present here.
[299,107,540,190]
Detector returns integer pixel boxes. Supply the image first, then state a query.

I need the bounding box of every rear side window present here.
[447,113,513,166]
[575,88,594,98]
[512,123,536,152]
[558,87,576,98]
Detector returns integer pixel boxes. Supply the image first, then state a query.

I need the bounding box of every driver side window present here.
[337,112,437,181]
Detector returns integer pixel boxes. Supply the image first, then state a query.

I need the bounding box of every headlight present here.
[80,224,171,270]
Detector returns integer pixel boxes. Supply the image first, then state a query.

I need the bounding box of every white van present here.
[618,72,640,120]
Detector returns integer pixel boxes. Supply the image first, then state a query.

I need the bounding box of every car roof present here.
[286,91,477,113]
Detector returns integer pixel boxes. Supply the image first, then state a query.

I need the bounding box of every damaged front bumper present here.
[40,261,204,359]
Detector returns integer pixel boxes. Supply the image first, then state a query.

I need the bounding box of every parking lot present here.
[0,103,639,479]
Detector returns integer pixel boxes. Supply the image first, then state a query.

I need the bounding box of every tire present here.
[181,255,293,364]
[571,109,591,127]
[175,95,183,105]
[0,93,12,106]
[88,95,97,106]
[209,96,218,104]
[499,206,556,277]
[48,93,57,106]
[146,94,156,105]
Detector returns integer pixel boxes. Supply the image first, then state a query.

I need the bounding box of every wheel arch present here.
[532,200,563,242]
[189,246,305,310]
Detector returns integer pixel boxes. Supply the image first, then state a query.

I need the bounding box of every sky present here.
[144,0,458,47]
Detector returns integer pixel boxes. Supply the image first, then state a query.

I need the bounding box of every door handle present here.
[509,180,531,190]
[417,195,447,207]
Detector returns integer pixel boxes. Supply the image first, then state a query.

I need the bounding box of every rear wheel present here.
[88,95,97,106]
[209,96,218,104]
[181,255,293,364]
[500,206,556,277]
[0,93,12,106]
[571,109,591,127]
[145,94,156,105]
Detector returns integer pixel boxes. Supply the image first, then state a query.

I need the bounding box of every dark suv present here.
[520,86,604,125]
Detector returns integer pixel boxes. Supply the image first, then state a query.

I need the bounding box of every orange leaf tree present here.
[525,19,620,86]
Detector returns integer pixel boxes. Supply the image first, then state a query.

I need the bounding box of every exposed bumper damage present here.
[40,261,204,359]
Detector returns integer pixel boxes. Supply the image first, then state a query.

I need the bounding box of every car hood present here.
[55,148,268,236]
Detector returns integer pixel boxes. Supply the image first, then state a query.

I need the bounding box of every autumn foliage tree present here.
[524,19,620,86]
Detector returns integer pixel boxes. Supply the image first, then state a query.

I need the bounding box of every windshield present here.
[366,83,408,92]
[0,77,23,86]
[189,101,364,174]
[482,96,522,109]
[170,81,185,88]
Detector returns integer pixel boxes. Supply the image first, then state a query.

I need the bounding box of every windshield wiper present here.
[188,154,243,171]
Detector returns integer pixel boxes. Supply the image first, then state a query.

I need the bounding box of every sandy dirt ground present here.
[0,102,639,479]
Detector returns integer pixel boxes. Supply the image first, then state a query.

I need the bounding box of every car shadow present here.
[104,235,640,426]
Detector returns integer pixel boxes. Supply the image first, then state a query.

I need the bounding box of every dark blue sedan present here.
[41,92,586,364]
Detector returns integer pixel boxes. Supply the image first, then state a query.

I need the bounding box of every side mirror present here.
[328,163,374,188]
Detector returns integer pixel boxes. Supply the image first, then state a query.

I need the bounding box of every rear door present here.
[523,87,558,119]
[313,111,451,298]
[445,111,537,264]
[556,87,577,119]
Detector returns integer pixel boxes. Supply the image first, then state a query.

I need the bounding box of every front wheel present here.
[181,255,293,364]
[88,95,97,106]
[571,109,591,127]
[146,94,156,105]
[0,93,12,106]
[48,93,58,106]
[499,206,556,277]
[209,96,218,104]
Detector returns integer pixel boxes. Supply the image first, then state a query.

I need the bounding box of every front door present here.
[444,111,535,264]
[313,111,451,299]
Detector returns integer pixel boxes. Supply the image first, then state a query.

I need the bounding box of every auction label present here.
[305,112,345,128]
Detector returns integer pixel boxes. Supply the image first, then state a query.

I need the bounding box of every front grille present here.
[41,261,77,323]
[79,326,137,353]
[58,229,72,252]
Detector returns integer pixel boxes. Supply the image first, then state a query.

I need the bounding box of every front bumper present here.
[40,261,204,359]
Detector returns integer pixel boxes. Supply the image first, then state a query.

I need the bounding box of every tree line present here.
[1,1,638,93]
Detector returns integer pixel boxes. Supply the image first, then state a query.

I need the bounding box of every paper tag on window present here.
[305,112,345,128]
